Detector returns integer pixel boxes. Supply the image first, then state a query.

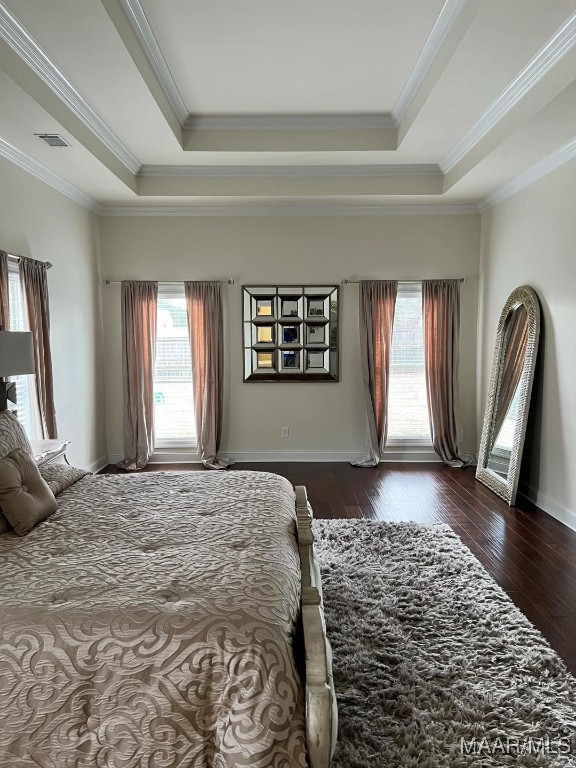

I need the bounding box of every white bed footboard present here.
[295,486,338,768]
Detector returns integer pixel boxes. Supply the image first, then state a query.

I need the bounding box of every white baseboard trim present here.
[518,481,576,533]
[112,450,363,463]
[87,455,110,473]
[109,449,442,464]
[227,451,361,462]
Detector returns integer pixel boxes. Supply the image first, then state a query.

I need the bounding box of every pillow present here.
[0,410,33,460]
[0,449,57,536]
[39,464,91,496]
[0,512,9,535]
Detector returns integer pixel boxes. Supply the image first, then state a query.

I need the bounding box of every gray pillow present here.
[39,464,91,496]
[0,449,57,536]
[0,410,33,460]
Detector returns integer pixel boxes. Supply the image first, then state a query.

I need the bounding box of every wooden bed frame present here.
[295,486,338,768]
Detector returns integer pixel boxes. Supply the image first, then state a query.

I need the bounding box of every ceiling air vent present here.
[35,134,70,148]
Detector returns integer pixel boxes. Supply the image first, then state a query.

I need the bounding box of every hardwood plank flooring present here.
[100,462,576,675]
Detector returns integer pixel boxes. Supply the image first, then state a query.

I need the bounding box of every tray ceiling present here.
[0,0,575,213]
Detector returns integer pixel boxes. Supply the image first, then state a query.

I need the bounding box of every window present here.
[387,283,431,443]
[7,259,40,439]
[154,285,196,448]
[492,384,521,454]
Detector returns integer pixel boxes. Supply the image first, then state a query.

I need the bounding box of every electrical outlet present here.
[281,427,289,439]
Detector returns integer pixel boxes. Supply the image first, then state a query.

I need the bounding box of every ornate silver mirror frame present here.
[476,285,541,506]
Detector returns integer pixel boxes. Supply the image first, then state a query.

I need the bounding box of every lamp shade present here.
[0,331,35,376]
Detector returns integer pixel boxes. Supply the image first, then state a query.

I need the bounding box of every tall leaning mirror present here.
[476,286,541,506]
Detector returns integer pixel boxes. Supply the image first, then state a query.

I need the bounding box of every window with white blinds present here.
[387,283,431,443]
[153,285,196,448]
[7,260,40,439]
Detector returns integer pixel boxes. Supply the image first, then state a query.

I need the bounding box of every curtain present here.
[352,280,398,467]
[185,281,230,469]
[0,251,9,330]
[422,279,471,467]
[19,257,57,439]
[490,304,529,450]
[118,281,158,471]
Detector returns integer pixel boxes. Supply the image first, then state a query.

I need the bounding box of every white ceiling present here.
[0,0,575,212]
[139,0,446,114]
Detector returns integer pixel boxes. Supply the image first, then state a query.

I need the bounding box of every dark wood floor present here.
[101,462,576,676]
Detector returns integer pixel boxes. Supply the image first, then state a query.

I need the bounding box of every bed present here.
[0,466,337,767]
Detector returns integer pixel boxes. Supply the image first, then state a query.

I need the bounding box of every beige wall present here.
[0,158,107,469]
[100,213,480,460]
[479,159,576,527]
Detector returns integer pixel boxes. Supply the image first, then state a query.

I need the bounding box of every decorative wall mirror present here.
[476,286,540,505]
[243,285,339,381]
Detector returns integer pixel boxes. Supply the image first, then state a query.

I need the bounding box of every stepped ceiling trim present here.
[0,2,140,174]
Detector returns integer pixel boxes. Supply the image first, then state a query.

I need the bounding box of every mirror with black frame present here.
[476,286,540,505]
[243,284,339,381]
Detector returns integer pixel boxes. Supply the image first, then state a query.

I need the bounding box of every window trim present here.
[395,282,422,301]
[154,437,197,449]
[154,283,197,450]
[386,281,432,447]
[157,282,187,297]
[6,257,40,439]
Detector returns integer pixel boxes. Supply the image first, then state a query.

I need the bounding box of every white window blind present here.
[154,285,196,448]
[387,283,431,443]
[7,259,40,439]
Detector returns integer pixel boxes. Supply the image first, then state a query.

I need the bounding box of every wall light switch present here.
[281,427,289,438]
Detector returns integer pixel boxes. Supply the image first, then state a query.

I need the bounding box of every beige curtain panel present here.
[118,281,158,471]
[490,304,529,450]
[0,251,9,330]
[352,280,398,467]
[422,279,471,467]
[19,257,57,439]
[185,281,231,469]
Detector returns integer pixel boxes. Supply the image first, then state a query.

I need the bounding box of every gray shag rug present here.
[312,520,576,768]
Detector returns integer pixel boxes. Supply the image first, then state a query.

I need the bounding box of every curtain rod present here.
[341,277,466,285]
[7,253,53,269]
[104,278,234,285]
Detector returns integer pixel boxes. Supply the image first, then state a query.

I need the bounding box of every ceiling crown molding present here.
[183,115,398,151]
[116,0,188,125]
[184,114,396,131]
[441,11,576,173]
[0,2,140,175]
[138,163,441,178]
[393,0,475,124]
[0,136,101,212]
[479,136,576,211]
[101,202,479,217]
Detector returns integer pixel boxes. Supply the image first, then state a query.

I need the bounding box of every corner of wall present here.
[92,214,109,461]
[475,209,489,438]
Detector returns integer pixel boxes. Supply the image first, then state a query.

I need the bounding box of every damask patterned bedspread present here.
[0,470,307,768]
